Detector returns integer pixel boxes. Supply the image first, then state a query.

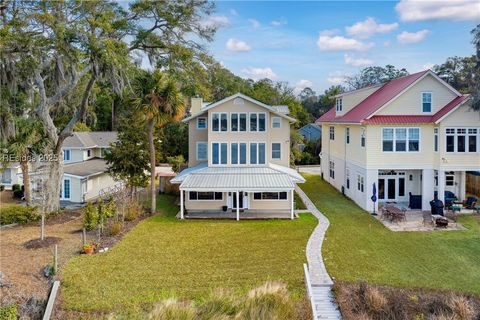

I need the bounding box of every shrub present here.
[0,205,38,225]
[102,199,117,219]
[0,304,17,320]
[11,184,21,191]
[148,298,196,320]
[82,202,98,231]
[239,281,294,320]
[448,296,475,320]
[124,200,142,221]
[12,189,24,199]
[108,220,123,236]
[198,289,237,319]
[364,286,387,313]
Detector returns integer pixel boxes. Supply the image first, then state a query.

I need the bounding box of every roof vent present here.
[234,97,244,105]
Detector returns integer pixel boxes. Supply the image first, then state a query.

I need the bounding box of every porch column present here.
[180,189,184,219]
[437,169,445,204]
[459,171,466,201]
[290,189,294,220]
[422,169,435,211]
[236,191,240,221]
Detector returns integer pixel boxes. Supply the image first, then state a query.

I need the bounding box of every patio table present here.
[384,205,407,222]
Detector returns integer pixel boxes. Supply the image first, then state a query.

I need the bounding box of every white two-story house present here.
[317,70,479,212]
[171,93,305,220]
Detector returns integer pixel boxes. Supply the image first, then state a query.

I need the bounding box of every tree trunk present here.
[20,156,31,205]
[147,118,156,214]
[43,154,63,213]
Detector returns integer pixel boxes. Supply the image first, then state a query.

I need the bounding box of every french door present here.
[378,172,405,202]
[233,192,244,209]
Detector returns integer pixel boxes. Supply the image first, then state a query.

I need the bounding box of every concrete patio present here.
[375,210,469,232]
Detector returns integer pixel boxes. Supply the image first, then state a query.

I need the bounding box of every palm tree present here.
[8,117,43,205]
[134,71,185,214]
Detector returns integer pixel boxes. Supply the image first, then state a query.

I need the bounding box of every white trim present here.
[252,191,289,201]
[211,141,229,165]
[196,117,207,130]
[230,112,248,132]
[421,91,433,114]
[271,116,281,129]
[248,112,267,133]
[196,141,207,161]
[249,141,267,165]
[181,187,294,192]
[60,177,71,200]
[188,191,224,201]
[366,70,461,120]
[334,83,383,98]
[381,127,421,153]
[271,142,282,160]
[230,141,248,165]
[182,93,296,123]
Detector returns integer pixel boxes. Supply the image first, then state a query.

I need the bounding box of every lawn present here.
[61,195,316,314]
[301,174,480,294]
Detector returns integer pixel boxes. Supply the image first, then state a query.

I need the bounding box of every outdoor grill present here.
[430,199,444,216]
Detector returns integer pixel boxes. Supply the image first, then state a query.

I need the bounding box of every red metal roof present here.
[316,70,469,125]
[316,70,429,124]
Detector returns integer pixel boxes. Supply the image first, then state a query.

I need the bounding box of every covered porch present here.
[176,209,293,220]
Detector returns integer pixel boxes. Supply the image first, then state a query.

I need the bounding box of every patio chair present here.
[380,207,391,221]
[463,196,478,209]
[422,211,434,226]
[444,191,457,209]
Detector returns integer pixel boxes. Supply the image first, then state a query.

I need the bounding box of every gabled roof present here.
[63,132,118,149]
[316,70,466,125]
[182,93,296,123]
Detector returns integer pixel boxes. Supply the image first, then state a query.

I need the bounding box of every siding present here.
[188,117,208,167]
[336,85,381,116]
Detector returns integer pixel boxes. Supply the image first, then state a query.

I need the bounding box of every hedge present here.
[0,304,17,320]
[0,205,38,225]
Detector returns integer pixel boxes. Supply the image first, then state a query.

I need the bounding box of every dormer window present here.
[336,98,342,112]
[422,92,432,112]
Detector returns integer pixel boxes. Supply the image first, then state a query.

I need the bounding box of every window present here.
[63,179,70,199]
[212,142,228,165]
[272,143,281,160]
[249,113,266,132]
[249,142,266,164]
[329,161,335,179]
[220,113,228,131]
[197,117,207,129]
[445,172,455,186]
[231,143,247,165]
[434,128,438,152]
[272,117,281,128]
[196,142,207,161]
[329,126,335,140]
[361,128,366,147]
[382,127,420,152]
[422,92,432,112]
[346,127,350,144]
[86,149,91,157]
[445,127,479,153]
[336,98,342,112]
[357,175,364,193]
[231,113,247,132]
[399,177,405,197]
[189,192,223,200]
[211,113,227,132]
[212,113,219,131]
[253,192,288,200]
[346,169,350,189]
[63,149,71,161]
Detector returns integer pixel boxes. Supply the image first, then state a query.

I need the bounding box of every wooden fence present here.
[466,173,480,196]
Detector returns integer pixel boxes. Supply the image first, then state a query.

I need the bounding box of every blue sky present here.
[199,0,478,93]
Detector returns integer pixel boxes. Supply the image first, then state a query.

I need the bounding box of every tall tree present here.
[0,0,215,212]
[346,65,409,90]
[471,24,480,110]
[433,56,476,93]
[133,71,185,214]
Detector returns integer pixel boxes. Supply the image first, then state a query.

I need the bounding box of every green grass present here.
[301,174,480,295]
[294,191,307,210]
[61,195,316,313]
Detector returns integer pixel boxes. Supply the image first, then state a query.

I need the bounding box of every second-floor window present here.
[422,92,432,112]
[446,128,478,153]
[336,98,342,112]
[250,142,266,164]
[250,113,266,132]
[212,113,228,132]
[329,126,335,140]
[434,128,439,152]
[231,113,247,132]
[361,128,366,147]
[197,117,207,129]
[382,128,419,152]
[272,143,281,160]
[231,143,247,164]
[212,142,228,165]
[196,142,207,161]
[63,149,71,161]
[272,117,281,128]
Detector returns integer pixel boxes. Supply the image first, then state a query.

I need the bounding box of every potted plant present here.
[222,205,228,212]
[83,243,95,254]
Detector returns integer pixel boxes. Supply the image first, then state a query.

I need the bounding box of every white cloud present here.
[226,38,251,52]
[397,29,430,44]
[241,67,278,80]
[423,62,435,70]
[344,54,374,67]
[271,18,287,26]
[396,0,480,21]
[317,34,374,51]
[249,19,260,28]
[230,9,238,16]
[294,79,314,94]
[327,72,348,85]
[319,29,341,36]
[346,17,399,39]
[200,15,230,29]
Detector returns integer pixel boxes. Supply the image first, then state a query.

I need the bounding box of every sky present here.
[198,0,479,93]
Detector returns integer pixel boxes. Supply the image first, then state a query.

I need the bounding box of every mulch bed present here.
[23,237,62,249]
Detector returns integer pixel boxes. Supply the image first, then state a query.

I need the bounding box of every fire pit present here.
[435,217,448,228]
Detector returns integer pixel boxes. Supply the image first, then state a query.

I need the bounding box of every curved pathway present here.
[295,185,341,319]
